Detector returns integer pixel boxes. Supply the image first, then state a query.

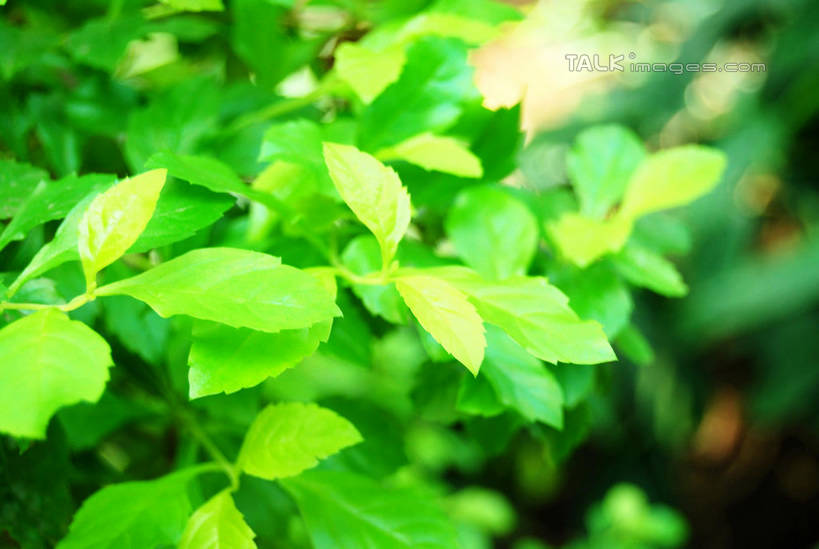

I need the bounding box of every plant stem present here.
[182,412,240,491]
[226,75,340,133]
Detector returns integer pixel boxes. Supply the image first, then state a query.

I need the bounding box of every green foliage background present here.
[1,0,817,548]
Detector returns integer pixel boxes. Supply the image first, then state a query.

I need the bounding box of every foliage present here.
[0,0,751,548]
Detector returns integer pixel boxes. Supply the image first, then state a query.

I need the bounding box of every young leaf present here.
[0,173,114,252]
[96,248,340,333]
[187,320,326,399]
[612,242,688,297]
[546,212,632,268]
[482,326,563,428]
[7,191,102,296]
[426,267,615,365]
[238,402,362,480]
[77,168,167,289]
[57,468,200,549]
[179,490,256,549]
[620,145,727,219]
[446,186,538,279]
[281,470,458,549]
[335,42,406,104]
[0,310,113,439]
[567,125,645,219]
[377,133,483,178]
[8,180,229,296]
[395,275,486,374]
[323,143,411,266]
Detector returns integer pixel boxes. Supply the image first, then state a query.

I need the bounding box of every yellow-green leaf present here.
[238,402,362,481]
[77,168,167,290]
[323,143,411,267]
[96,248,340,334]
[179,490,256,549]
[377,133,483,178]
[620,145,727,219]
[335,42,406,104]
[0,310,113,438]
[546,212,632,268]
[421,266,615,365]
[395,275,486,374]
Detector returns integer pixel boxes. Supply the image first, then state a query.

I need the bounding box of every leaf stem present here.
[226,74,341,133]
[0,293,91,313]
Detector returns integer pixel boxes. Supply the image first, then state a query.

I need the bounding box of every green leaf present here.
[129,180,235,253]
[8,179,228,296]
[258,119,335,195]
[281,470,458,549]
[359,37,474,151]
[96,248,340,333]
[427,267,615,365]
[546,212,632,268]
[395,275,486,374]
[335,42,406,104]
[238,402,362,480]
[187,320,326,399]
[446,186,537,279]
[613,242,688,297]
[78,169,167,289]
[58,392,148,451]
[57,468,200,549]
[567,124,645,219]
[7,191,103,296]
[0,174,113,252]
[179,490,256,549]
[102,293,169,365]
[160,0,224,12]
[481,326,564,428]
[145,151,287,214]
[323,143,411,266]
[125,79,219,171]
[377,133,483,178]
[396,12,500,44]
[66,15,148,72]
[231,0,321,87]
[614,324,654,366]
[0,310,112,439]
[620,145,727,219]
[0,159,49,219]
[457,371,505,417]
[341,235,408,323]
[551,363,597,408]
[557,263,633,337]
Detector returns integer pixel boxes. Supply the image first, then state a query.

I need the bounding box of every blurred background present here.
[503,0,819,547]
[1,0,818,548]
